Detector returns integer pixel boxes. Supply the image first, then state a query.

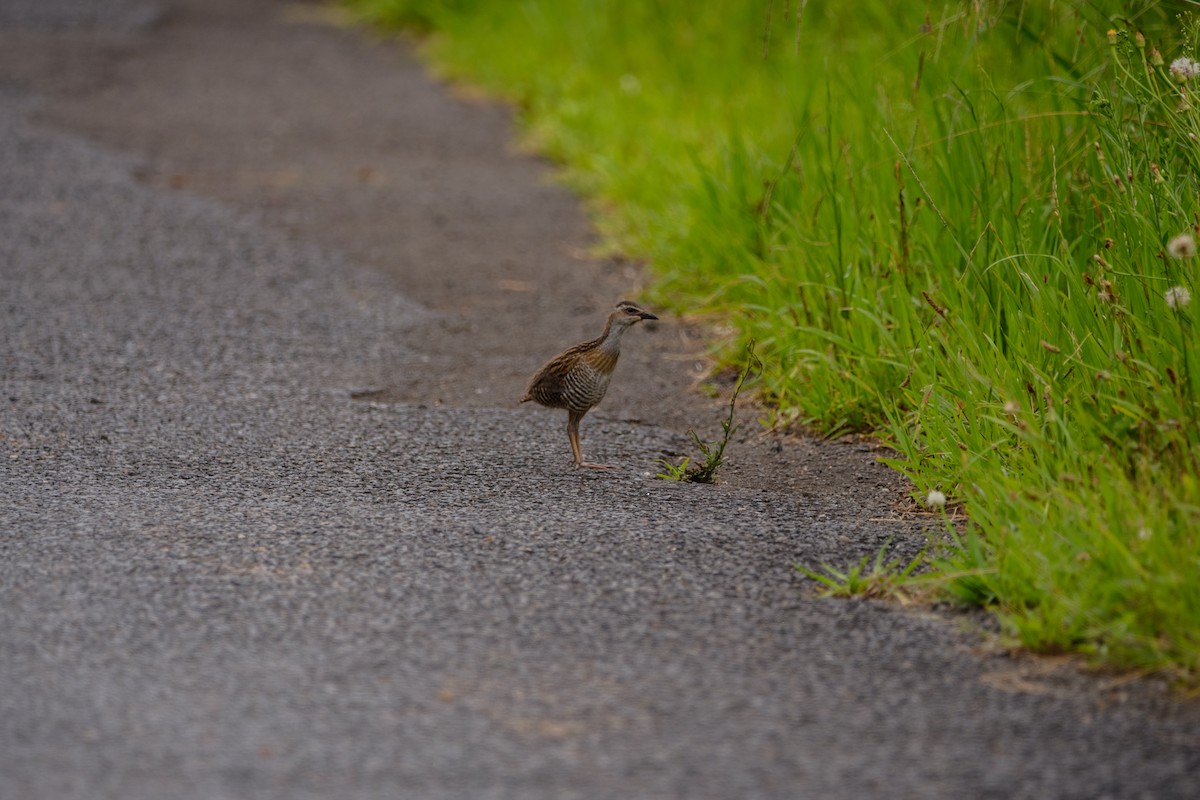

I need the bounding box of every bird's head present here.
[612,300,658,328]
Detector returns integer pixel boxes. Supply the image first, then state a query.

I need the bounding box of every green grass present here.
[796,539,928,602]
[348,0,1200,684]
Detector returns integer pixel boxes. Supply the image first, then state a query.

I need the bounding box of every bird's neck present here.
[594,316,628,355]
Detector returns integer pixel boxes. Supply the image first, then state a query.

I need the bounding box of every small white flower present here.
[1170,57,1200,82]
[925,490,947,509]
[1167,232,1196,259]
[1165,285,1191,310]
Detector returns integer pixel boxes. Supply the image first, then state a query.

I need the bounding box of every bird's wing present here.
[522,346,583,405]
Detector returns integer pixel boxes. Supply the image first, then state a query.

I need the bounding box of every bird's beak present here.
[640,311,658,320]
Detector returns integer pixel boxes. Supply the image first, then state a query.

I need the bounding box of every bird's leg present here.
[566,411,585,465]
[567,410,614,470]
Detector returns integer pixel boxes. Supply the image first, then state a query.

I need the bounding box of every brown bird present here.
[521,301,658,469]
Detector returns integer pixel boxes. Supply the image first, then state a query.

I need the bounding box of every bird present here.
[521,300,658,469]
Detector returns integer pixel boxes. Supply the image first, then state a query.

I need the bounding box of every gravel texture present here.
[2,2,1199,798]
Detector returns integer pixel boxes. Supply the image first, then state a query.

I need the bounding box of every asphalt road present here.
[2,2,1199,798]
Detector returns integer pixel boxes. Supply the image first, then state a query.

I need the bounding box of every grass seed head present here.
[1098,279,1116,303]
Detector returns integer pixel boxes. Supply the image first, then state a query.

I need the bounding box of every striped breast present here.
[560,352,617,412]
[524,346,620,411]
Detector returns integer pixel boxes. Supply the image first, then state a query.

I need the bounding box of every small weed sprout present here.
[657,341,760,484]
[795,540,927,601]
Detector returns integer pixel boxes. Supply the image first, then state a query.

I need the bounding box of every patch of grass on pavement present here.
[657,341,759,483]
[348,0,1200,684]
[796,540,927,603]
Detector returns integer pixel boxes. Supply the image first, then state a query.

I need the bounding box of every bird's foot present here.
[574,461,617,470]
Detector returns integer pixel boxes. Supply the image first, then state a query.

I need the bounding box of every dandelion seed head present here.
[1170,56,1199,82]
[1165,285,1191,310]
[1168,232,1196,259]
[925,490,947,509]
[618,74,642,95]
[1137,527,1153,541]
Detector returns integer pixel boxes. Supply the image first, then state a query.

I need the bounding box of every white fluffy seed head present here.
[1165,285,1192,310]
[925,490,947,509]
[1170,57,1200,83]
[1167,232,1196,259]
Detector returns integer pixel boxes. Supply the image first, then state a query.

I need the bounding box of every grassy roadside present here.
[347,0,1200,684]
